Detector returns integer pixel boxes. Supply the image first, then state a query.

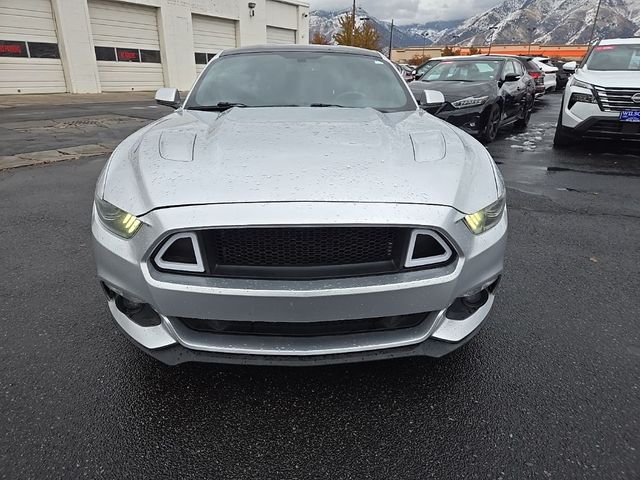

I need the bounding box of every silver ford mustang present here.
[92,45,507,366]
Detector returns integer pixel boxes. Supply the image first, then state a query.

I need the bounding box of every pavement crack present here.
[547,166,640,178]
[509,205,640,220]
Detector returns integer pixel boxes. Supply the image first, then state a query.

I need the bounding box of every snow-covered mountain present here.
[309,9,462,50]
[437,0,640,45]
[310,1,640,48]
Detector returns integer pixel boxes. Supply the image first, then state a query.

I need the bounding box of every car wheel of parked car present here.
[514,95,533,130]
[480,104,501,144]
[553,107,572,149]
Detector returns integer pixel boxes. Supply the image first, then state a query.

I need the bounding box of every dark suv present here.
[514,56,546,97]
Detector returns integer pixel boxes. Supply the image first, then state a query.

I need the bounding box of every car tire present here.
[515,95,533,129]
[553,105,572,149]
[479,103,501,144]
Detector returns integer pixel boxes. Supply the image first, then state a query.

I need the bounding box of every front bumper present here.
[561,95,640,141]
[93,202,507,365]
[434,105,487,136]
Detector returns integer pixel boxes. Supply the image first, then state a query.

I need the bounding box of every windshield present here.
[423,60,502,82]
[415,60,440,79]
[585,44,640,71]
[185,51,414,112]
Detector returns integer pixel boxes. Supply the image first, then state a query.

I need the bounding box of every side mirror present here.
[155,88,181,109]
[503,73,521,82]
[563,61,577,73]
[419,89,445,107]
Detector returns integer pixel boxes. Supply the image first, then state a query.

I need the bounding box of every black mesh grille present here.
[179,312,429,337]
[210,227,399,267]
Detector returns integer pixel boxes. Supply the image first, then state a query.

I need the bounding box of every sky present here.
[310,0,505,24]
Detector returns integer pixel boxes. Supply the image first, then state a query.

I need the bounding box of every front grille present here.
[210,227,397,267]
[594,86,640,112]
[200,226,408,279]
[152,227,456,280]
[178,312,430,337]
[585,120,640,139]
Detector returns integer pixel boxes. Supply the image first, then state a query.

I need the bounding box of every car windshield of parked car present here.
[422,60,502,82]
[415,60,440,79]
[186,51,414,112]
[585,44,640,71]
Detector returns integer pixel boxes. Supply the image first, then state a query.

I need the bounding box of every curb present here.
[0,143,116,171]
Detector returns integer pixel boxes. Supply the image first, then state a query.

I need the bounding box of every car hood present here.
[101,107,498,216]
[409,80,496,102]
[577,69,640,88]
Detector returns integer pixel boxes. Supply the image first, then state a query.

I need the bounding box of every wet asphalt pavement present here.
[1,93,639,479]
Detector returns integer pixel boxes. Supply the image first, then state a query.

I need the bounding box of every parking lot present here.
[1,92,639,479]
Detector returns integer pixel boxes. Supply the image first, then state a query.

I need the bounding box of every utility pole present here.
[487,26,498,55]
[588,0,603,45]
[447,35,459,54]
[422,32,429,59]
[527,27,536,55]
[388,19,394,59]
[351,0,356,46]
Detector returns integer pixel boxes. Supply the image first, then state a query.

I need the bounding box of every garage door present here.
[266,26,296,45]
[0,0,66,94]
[192,14,237,76]
[88,0,164,92]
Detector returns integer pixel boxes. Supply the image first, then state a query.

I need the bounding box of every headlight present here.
[451,96,488,109]
[570,77,593,90]
[94,196,142,238]
[463,196,506,235]
[568,92,597,108]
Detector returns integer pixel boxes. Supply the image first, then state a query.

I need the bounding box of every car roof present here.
[219,44,382,57]
[424,56,461,61]
[489,54,538,63]
[436,55,506,62]
[599,37,640,45]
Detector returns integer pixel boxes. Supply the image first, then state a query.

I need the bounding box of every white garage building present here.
[0,0,309,94]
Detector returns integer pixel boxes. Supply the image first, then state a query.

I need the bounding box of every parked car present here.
[92,45,507,366]
[409,55,535,143]
[548,58,572,89]
[394,62,415,82]
[490,54,546,97]
[515,56,546,97]
[532,57,558,92]
[554,38,640,147]
[399,63,416,81]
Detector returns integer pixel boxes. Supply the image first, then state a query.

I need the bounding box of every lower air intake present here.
[178,312,431,337]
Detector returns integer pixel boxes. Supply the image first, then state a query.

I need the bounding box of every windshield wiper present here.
[187,102,247,111]
[309,103,349,108]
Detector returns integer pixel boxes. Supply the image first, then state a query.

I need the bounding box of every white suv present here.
[554,38,640,148]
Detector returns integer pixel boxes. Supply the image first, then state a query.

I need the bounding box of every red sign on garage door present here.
[116,48,140,62]
[0,41,28,57]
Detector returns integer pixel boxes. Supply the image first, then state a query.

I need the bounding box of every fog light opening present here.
[114,294,162,327]
[100,281,117,300]
[461,291,485,308]
[446,289,490,320]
